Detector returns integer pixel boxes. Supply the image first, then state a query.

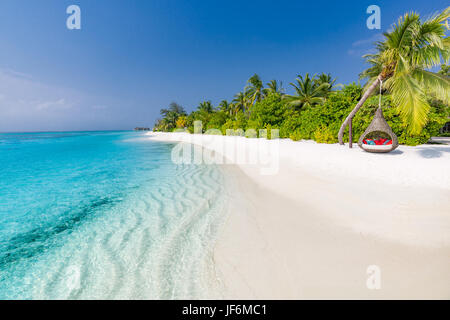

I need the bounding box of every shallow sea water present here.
[0,131,228,299]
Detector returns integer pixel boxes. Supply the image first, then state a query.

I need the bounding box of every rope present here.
[379,79,382,109]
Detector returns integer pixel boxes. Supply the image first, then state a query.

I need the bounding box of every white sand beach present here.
[147,132,450,299]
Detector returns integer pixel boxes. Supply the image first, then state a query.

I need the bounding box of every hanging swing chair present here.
[358,80,399,153]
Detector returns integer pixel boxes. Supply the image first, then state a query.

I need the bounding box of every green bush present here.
[278,83,448,146]
[221,111,248,135]
[279,109,303,138]
[156,82,448,146]
[206,111,228,131]
[314,126,335,143]
[289,129,303,141]
[279,85,358,142]
[248,93,287,128]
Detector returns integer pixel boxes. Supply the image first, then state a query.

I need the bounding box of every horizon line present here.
[0,129,140,134]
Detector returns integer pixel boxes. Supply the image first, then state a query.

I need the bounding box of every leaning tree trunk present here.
[338,75,383,145]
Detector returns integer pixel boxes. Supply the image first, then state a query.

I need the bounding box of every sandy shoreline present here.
[147,132,450,299]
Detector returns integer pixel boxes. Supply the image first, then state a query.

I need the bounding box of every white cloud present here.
[36,98,72,111]
[0,69,76,113]
[0,68,87,131]
[0,68,129,131]
[351,33,383,48]
[0,68,33,80]
[348,33,383,57]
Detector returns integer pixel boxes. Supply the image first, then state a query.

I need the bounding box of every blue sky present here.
[0,0,448,132]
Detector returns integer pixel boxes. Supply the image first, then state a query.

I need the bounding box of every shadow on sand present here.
[362,149,404,156]
[416,146,450,159]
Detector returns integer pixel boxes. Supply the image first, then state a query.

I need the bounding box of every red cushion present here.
[386,140,392,145]
[363,139,376,145]
[374,138,387,145]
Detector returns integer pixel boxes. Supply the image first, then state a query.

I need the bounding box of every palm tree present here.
[232,91,249,115]
[263,79,284,96]
[159,102,186,130]
[338,8,450,144]
[315,73,339,95]
[160,102,186,118]
[283,73,329,109]
[219,100,233,117]
[197,100,214,113]
[245,74,264,105]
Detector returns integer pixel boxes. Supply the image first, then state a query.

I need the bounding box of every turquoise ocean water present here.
[0,131,228,299]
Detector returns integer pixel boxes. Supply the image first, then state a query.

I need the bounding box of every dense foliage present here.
[154,71,449,146]
[154,76,449,146]
[154,7,450,146]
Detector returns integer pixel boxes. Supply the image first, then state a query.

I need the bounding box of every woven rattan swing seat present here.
[358,107,399,153]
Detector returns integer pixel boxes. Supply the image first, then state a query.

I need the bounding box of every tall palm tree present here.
[245,74,264,105]
[218,100,233,116]
[315,73,339,95]
[197,100,214,113]
[283,73,329,109]
[160,102,186,118]
[232,92,249,115]
[159,102,186,130]
[263,79,284,96]
[338,8,450,144]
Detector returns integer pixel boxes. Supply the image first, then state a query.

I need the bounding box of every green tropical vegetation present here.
[339,7,450,143]
[154,7,450,146]
[154,102,186,132]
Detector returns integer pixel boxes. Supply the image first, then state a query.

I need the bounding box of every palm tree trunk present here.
[338,75,383,145]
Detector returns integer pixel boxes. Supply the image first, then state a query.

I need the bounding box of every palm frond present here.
[413,69,450,103]
[388,56,430,134]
